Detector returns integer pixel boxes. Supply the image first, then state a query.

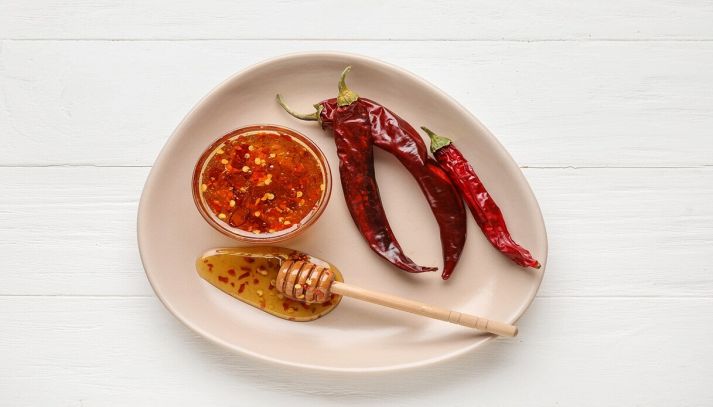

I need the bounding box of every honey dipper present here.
[276,260,518,337]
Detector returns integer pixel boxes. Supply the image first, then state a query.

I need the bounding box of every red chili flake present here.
[238,271,250,280]
[240,266,251,272]
[227,269,236,276]
[238,283,246,293]
[323,301,332,307]
[217,276,228,284]
[282,302,290,311]
[253,278,260,284]
[245,258,255,263]
[230,282,235,287]
[288,251,310,262]
[300,303,310,310]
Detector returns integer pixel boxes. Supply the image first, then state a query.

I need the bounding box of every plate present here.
[137,52,547,372]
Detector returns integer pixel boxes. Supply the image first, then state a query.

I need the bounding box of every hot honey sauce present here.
[197,247,343,321]
[193,125,331,242]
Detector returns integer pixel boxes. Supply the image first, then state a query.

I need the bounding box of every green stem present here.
[276,94,320,121]
[421,126,452,153]
[336,66,359,106]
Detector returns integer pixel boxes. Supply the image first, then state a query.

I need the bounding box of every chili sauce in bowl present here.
[192,125,331,243]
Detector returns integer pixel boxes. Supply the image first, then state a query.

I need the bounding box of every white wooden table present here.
[2,1,712,405]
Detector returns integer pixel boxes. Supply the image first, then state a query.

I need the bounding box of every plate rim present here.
[137,51,548,373]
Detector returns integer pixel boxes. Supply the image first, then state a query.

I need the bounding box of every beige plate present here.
[137,52,547,372]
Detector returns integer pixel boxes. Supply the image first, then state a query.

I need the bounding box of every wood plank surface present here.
[1,296,711,406]
[2,0,713,40]
[0,40,711,167]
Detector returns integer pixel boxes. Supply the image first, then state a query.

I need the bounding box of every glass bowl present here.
[192,124,332,243]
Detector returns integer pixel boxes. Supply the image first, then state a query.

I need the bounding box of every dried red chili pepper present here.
[416,159,467,279]
[277,67,467,277]
[319,99,466,279]
[276,68,435,273]
[421,127,541,269]
[331,96,434,272]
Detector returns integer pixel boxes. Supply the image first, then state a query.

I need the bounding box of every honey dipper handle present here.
[329,282,518,337]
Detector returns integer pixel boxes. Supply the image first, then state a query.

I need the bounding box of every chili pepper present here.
[421,127,541,269]
[277,67,466,278]
[319,99,466,279]
[331,95,435,273]
[276,68,435,273]
[416,159,467,279]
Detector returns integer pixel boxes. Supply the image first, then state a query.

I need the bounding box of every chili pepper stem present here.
[337,66,359,106]
[276,94,323,122]
[420,127,452,154]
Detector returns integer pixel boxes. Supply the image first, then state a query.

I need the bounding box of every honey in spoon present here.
[196,246,343,321]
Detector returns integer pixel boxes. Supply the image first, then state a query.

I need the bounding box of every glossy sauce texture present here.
[196,247,342,321]
[196,128,327,237]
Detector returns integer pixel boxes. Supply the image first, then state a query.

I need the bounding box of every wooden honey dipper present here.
[277,260,518,337]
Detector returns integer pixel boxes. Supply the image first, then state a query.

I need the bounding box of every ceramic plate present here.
[137,52,547,372]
